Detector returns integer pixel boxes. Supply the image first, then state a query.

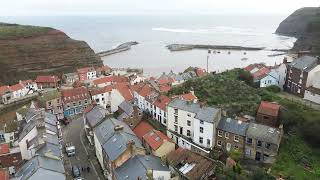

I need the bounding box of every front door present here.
[255,152,261,161]
[180,127,183,135]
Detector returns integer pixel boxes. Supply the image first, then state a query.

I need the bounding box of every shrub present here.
[265,85,281,93]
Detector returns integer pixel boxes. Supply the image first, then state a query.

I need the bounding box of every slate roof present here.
[85,106,109,128]
[246,123,282,145]
[14,155,65,180]
[169,99,220,123]
[115,155,169,180]
[290,56,319,72]
[94,118,143,161]
[217,118,249,136]
[118,101,134,116]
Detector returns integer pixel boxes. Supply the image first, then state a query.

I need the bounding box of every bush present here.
[265,85,281,93]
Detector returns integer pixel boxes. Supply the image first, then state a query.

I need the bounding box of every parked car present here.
[65,142,76,157]
[72,165,81,178]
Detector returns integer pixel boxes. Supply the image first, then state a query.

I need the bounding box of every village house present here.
[167,98,221,155]
[83,105,110,145]
[92,76,129,88]
[245,123,283,163]
[77,67,97,81]
[20,80,38,94]
[128,74,145,85]
[0,143,22,172]
[167,148,217,179]
[284,56,320,97]
[0,86,12,104]
[0,168,9,180]
[216,118,249,154]
[61,86,91,117]
[36,75,60,89]
[153,95,171,126]
[96,65,112,77]
[62,72,79,86]
[117,101,142,129]
[37,90,64,120]
[133,83,160,114]
[304,71,320,104]
[89,86,113,110]
[133,121,154,140]
[9,83,27,99]
[14,155,65,180]
[256,101,281,127]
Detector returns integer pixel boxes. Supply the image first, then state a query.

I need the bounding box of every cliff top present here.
[0,23,53,40]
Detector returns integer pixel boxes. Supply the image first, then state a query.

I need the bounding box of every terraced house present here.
[37,90,64,120]
[167,98,221,155]
[61,86,91,117]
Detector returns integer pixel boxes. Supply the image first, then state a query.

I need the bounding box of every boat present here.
[241,57,248,61]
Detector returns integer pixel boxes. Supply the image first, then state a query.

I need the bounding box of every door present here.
[255,152,261,161]
[180,127,183,135]
[226,143,231,151]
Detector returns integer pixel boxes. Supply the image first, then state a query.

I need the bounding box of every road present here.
[62,115,105,180]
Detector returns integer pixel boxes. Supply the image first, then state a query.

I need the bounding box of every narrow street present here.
[62,115,105,180]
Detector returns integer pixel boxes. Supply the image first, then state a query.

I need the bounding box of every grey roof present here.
[246,123,282,145]
[15,155,65,180]
[168,99,220,123]
[290,56,319,72]
[85,106,109,128]
[217,118,249,136]
[36,143,61,158]
[118,101,134,116]
[94,118,143,161]
[115,155,169,180]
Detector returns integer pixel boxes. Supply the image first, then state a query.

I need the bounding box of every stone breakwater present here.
[166,44,265,52]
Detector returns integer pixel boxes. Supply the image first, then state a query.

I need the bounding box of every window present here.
[174,116,178,123]
[217,140,222,146]
[174,125,178,132]
[138,112,142,116]
[225,132,229,139]
[199,137,203,144]
[265,143,271,149]
[48,101,52,106]
[246,138,252,144]
[200,120,204,124]
[187,120,191,126]
[207,139,211,146]
[234,145,239,150]
[174,108,178,115]
[163,118,166,124]
[84,100,88,104]
[187,130,191,137]
[187,113,191,117]
[257,140,262,147]
[218,130,223,137]
[73,102,76,106]
[234,135,239,142]
[200,127,204,133]
[96,99,99,103]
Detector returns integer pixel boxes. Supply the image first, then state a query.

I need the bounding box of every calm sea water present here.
[0,15,296,76]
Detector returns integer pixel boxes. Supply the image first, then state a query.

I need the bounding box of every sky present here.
[0,0,319,16]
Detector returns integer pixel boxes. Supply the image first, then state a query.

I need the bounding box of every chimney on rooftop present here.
[114,125,124,132]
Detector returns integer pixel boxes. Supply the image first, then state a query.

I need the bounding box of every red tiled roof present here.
[0,169,9,180]
[93,76,129,86]
[142,130,172,151]
[0,143,9,155]
[9,83,24,91]
[20,79,33,86]
[77,67,95,74]
[130,83,144,93]
[84,105,94,114]
[89,88,106,96]
[149,77,156,81]
[154,95,171,111]
[158,77,174,85]
[114,83,133,101]
[0,86,10,96]
[181,92,197,101]
[244,63,265,72]
[252,67,270,80]
[196,68,206,77]
[36,75,60,83]
[133,121,154,140]
[139,84,153,97]
[159,84,171,92]
[258,101,281,117]
[61,87,90,103]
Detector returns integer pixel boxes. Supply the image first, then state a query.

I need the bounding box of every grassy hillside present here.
[0,23,52,39]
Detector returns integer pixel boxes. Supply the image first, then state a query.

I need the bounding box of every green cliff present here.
[0,23,102,85]
[276,7,320,54]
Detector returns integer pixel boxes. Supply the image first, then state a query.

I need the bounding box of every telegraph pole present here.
[207,49,211,73]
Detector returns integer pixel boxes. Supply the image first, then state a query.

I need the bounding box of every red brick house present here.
[36,75,60,89]
[256,101,281,127]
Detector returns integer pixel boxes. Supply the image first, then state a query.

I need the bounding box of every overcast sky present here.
[0,0,319,16]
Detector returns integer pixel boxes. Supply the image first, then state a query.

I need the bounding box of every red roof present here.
[0,86,10,96]
[0,169,9,180]
[138,84,153,97]
[244,63,265,72]
[133,121,154,140]
[10,83,24,91]
[252,67,270,80]
[114,83,133,101]
[159,84,171,92]
[93,76,129,86]
[154,95,171,111]
[77,67,95,74]
[142,129,172,151]
[89,85,112,96]
[61,87,90,103]
[196,68,206,77]
[20,79,33,86]
[181,92,197,101]
[158,77,174,85]
[258,101,281,117]
[36,75,60,83]
[0,143,9,155]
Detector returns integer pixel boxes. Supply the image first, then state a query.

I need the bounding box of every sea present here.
[0,14,296,77]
